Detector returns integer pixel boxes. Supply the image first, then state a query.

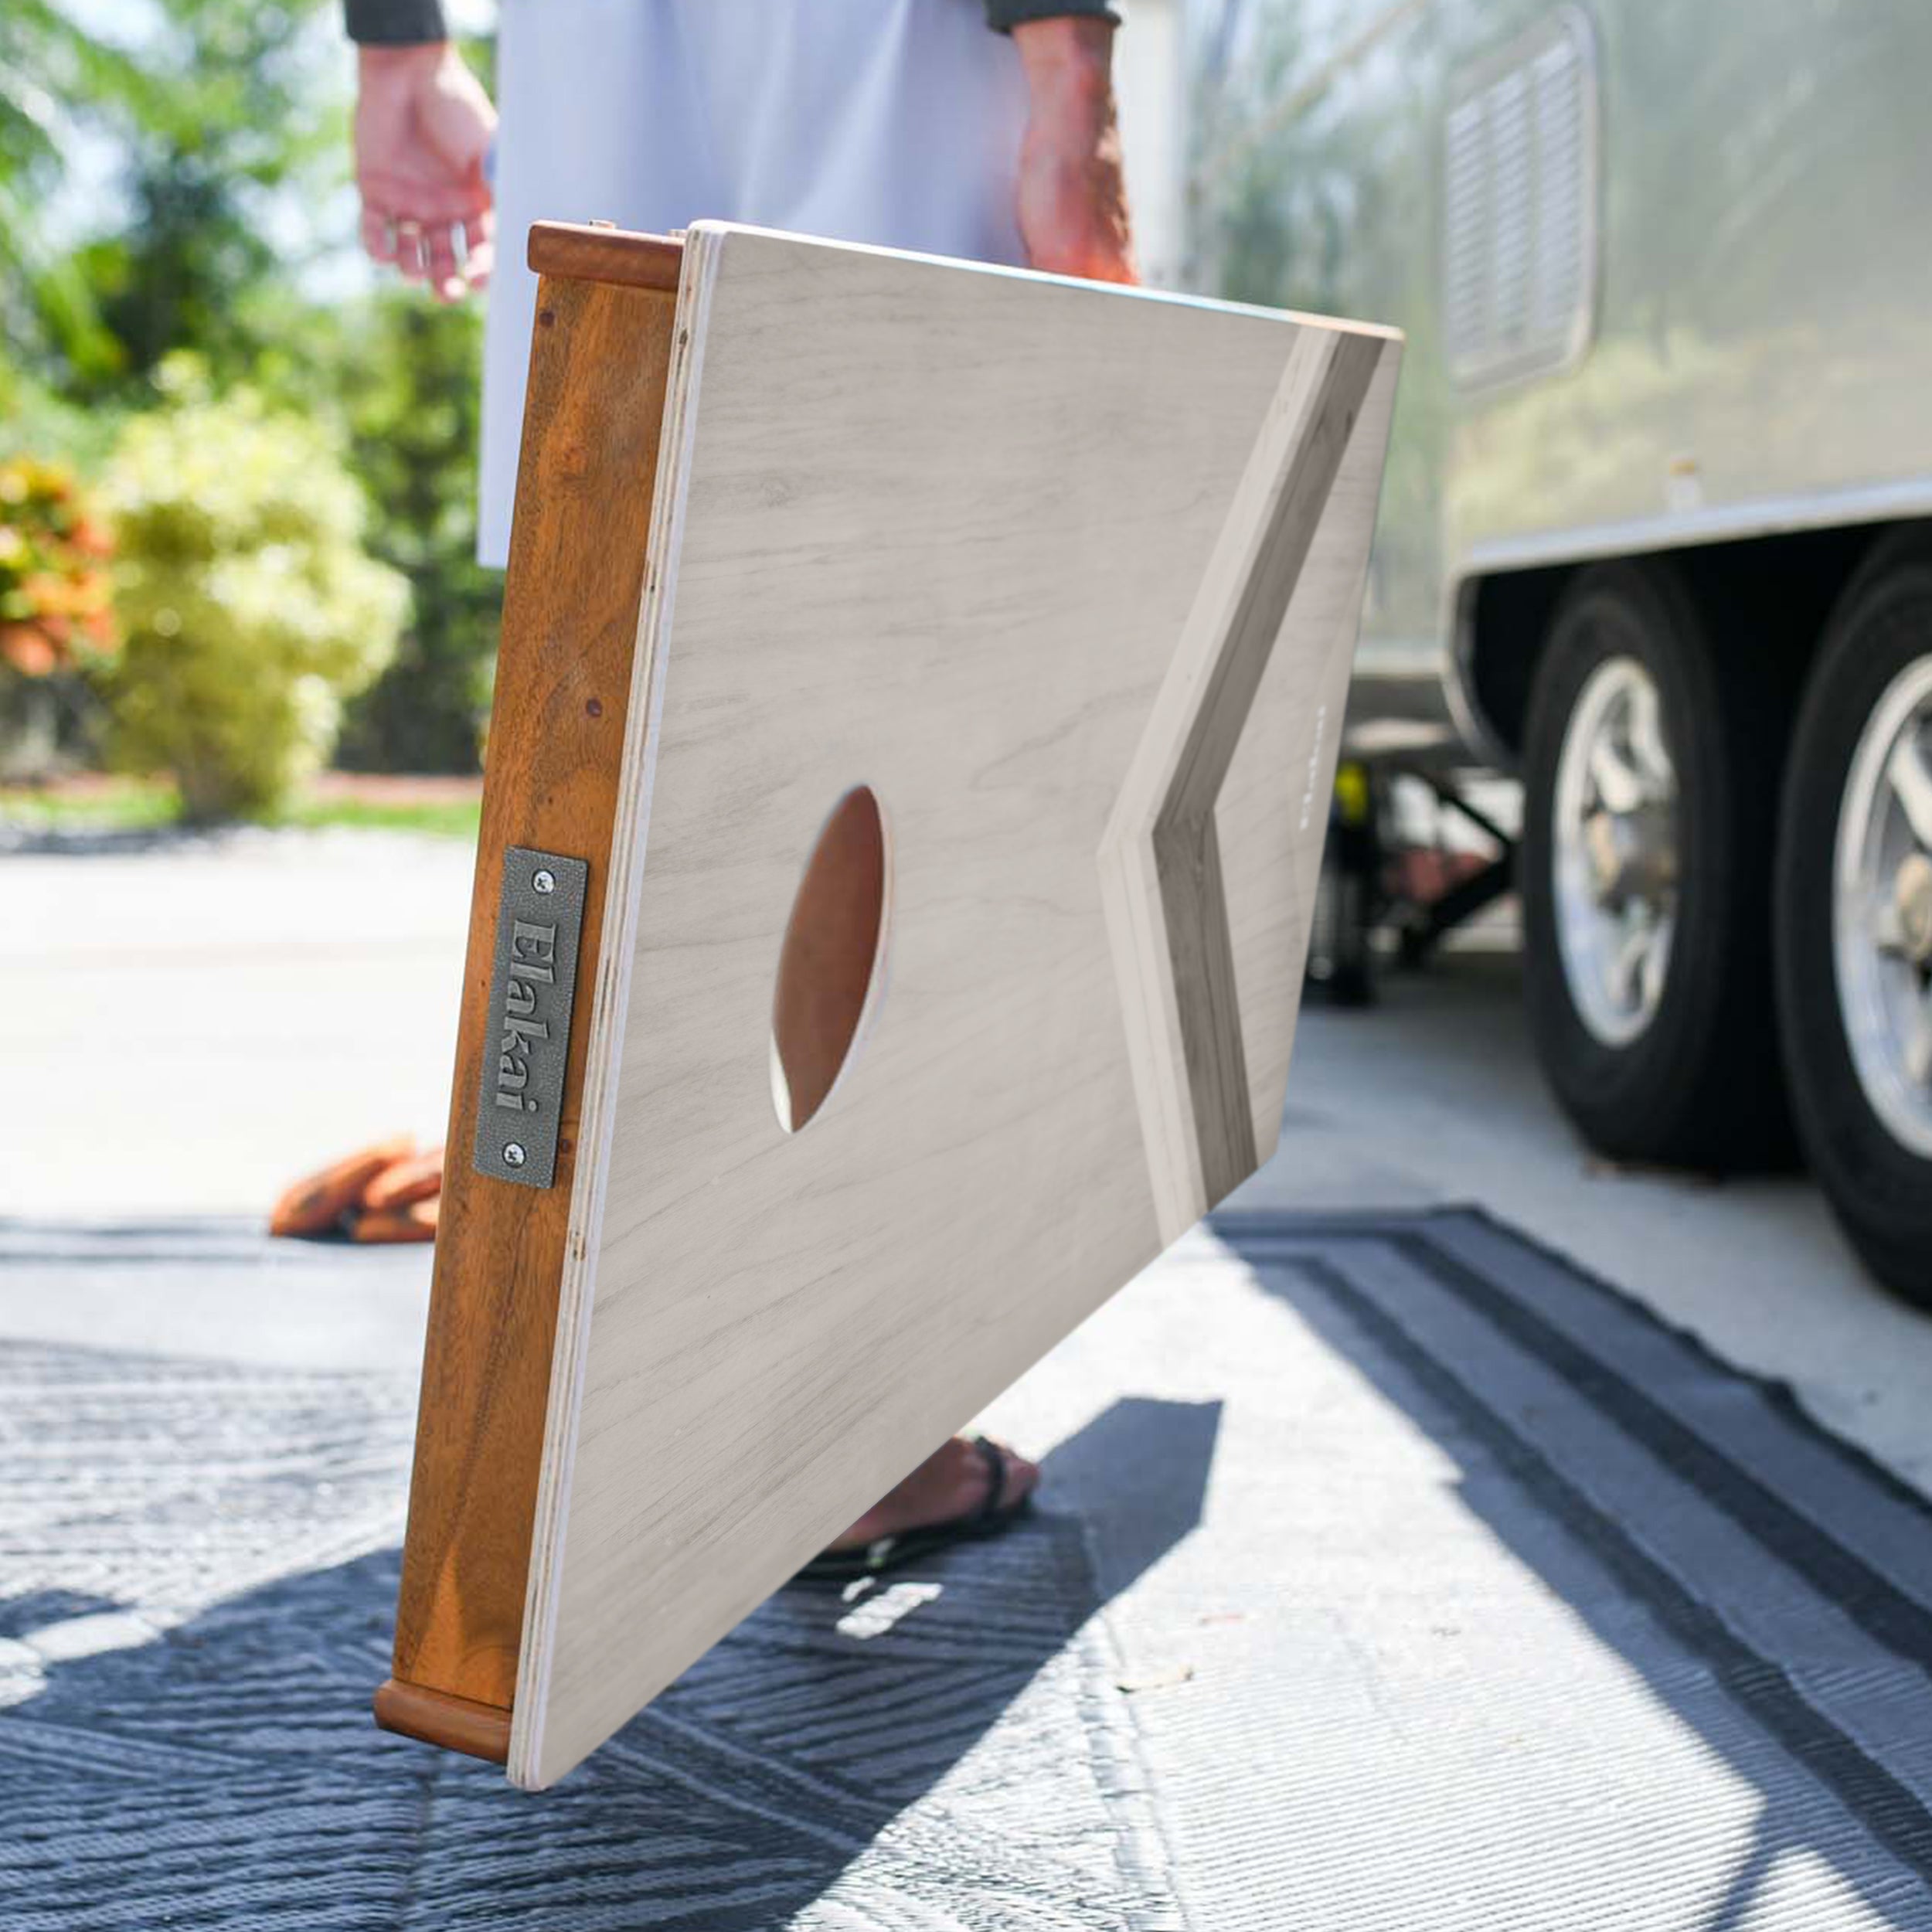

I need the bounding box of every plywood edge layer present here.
[528,221,684,291]
[382,265,682,1737]
[373,1678,512,1764]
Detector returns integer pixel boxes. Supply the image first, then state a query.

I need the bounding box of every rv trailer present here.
[1190,0,1932,1298]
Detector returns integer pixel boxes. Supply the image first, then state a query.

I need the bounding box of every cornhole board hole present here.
[373,219,1401,1789]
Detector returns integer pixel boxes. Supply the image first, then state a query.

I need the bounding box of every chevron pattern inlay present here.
[1100,328,1388,1240]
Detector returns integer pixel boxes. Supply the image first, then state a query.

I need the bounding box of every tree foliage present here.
[335,292,499,773]
[0,0,156,399]
[68,2,347,406]
[0,1,500,791]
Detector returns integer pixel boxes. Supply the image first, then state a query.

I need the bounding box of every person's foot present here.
[825,1434,1039,1551]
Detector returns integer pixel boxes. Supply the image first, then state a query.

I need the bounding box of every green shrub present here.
[100,360,408,820]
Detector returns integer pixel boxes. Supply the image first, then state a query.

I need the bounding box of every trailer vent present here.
[1444,7,1598,389]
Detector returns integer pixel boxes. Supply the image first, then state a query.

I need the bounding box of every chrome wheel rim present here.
[1551,656,1679,1047]
[1833,652,1932,1158]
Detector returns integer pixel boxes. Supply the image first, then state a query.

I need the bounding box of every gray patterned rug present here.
[1192,1211,1932,1932]
[0,1229,1179,1932]
[9,1209,1932,1931]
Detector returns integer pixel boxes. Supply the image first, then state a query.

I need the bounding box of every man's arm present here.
[1009,15,1137,284]
[347,1,495,304]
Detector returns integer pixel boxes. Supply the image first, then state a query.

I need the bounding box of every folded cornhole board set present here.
[372,219,1400,1789]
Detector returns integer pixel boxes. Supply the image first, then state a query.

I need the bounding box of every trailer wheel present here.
[1774,540,1932,1304]
[1520,561,1792,1166]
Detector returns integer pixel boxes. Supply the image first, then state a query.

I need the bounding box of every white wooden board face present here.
[512,225,1399,1787]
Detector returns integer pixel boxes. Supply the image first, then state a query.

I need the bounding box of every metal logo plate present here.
[473,845,589,1189]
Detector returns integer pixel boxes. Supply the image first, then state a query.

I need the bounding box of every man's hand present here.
[355,43,497,303]
[1012,19,1137,285]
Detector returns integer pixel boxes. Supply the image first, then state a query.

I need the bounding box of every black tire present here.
[1520,560,1794,1168]
[1774,534,1932,1306]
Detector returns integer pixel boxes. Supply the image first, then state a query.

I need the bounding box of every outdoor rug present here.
[3,1209,1932,1930]
[0,1228,1175,1932]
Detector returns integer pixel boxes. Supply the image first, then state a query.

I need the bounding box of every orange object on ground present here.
[353,1196,440,1243]
[362,1145,446,1212]
[269,1135,416,1237]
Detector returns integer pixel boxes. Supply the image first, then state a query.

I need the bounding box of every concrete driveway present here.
[7,827,472,1223]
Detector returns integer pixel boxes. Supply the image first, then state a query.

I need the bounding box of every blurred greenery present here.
[102,359,410,819]
[335,292,499,774]
[0,0,500,796]
[0,774,182,833]
[0,771,481,838]
[0,2,151,413]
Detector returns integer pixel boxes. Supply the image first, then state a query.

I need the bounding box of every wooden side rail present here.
[374,224,684,1763]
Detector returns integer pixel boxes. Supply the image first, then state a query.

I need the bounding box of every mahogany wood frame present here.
[373,224,684,1763]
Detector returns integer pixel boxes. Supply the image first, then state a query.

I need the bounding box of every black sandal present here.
[792,1434,1034,1584]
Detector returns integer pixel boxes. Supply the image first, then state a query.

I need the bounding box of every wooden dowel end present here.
[374,1678,512,1764]
[527,221,684,291]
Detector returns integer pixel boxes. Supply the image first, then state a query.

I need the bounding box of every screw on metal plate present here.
[533,868,556,894]
[504,1142,527,1168]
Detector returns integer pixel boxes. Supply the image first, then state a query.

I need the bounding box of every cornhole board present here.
[373,219,1400,1789]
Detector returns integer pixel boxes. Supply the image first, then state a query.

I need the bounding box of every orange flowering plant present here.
[0,457,119,679]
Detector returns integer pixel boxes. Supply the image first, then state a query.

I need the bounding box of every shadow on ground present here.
[0,822,220,859]
[1,1391,1219,1930]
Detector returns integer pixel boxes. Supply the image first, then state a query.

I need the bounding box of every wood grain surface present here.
[375,253,681,1754]
[508,226,1401,1787]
